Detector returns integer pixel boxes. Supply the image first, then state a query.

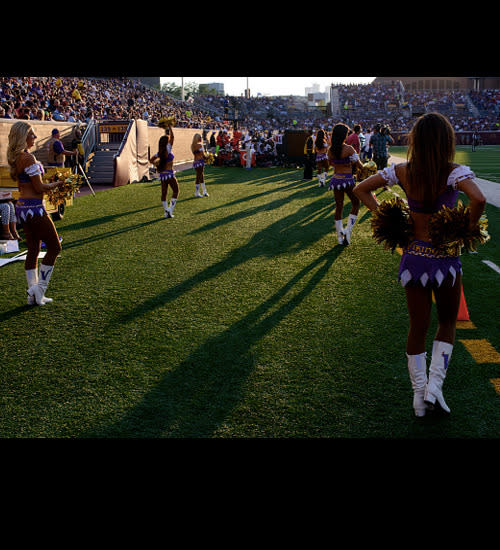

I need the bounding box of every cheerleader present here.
[315,129,329,187]
[191,133,209,197]
[7,121,64,305]
[354,113,486,417]
[328,123,364,244]
[150,123,179,218]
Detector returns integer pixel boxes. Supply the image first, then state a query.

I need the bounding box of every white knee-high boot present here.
[167,198,177,218]
[26,268,37,305]
[425,340,453,413]
[406,352,428,417]
[201,181,209,196]
[344,214,357,244]
[28,264,54,306]
[195,184,203,197]
[335,219,345,245]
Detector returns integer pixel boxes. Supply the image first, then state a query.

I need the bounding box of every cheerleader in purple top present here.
[328,123,364,244]
[191,133,209,198]
[354,113,486,417]
[150,123,179,218]
[7,121,65,305]
[314,129,329,187]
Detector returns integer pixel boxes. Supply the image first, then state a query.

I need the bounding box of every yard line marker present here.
[490,379,500,396]
[482,260,500,275]
[459,339,500,364]
[456,320,476,329]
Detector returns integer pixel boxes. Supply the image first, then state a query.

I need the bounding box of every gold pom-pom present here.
[371,196,414,252]
[428,201,490,255]
[357,160,378,182]
[158,115,176,129]
[45,173,84,206]
[204,152,215,165]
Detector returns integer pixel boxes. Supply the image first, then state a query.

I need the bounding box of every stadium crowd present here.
[1,76,500,158]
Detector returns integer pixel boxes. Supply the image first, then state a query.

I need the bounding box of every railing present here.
[81,119,97,166]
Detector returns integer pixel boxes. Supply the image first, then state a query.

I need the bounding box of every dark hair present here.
[406,112,455,206]
[315,129,326,149]
[329,123,350,160]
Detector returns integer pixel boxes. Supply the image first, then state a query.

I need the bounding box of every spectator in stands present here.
[46,129,77,167]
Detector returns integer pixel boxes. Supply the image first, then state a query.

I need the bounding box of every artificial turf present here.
[0,161,499,438]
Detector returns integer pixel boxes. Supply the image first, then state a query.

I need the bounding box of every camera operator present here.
[370,123,394,170]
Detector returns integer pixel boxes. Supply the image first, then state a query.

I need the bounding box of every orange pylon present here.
[457,284,470,321]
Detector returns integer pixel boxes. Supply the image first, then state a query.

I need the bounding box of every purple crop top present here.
[380,164,475,213]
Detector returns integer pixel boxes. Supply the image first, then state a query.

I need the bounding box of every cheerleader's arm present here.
[353,172,388,211]
[457,177,486,229]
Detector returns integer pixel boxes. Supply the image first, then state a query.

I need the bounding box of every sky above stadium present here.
[160,77,376,97]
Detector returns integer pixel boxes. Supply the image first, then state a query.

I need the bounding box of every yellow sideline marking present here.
[490,379,500,394]
[459,339,500,364]
[456,320,476,329]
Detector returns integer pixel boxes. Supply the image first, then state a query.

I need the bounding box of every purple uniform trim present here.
[329,173,355,191]
[398,240,462,288]
[15,198,46,223]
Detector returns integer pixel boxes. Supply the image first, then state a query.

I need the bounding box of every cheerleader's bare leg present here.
[405,283,433,416]
[344,187,360,243]
[194,165,208,197]
[424,272,462,413]
[24,213,62,305]
[333,189,345,244]
[166,177,179,218]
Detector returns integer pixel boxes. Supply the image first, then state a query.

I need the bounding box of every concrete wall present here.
[147,126,201,164]
[1,119,202,169]
[0,120,76,166]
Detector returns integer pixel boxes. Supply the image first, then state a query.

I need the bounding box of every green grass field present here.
[391,145,500,183]
[1,160,499,438]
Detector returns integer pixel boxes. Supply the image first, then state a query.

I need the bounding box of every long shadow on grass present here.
[188,179,326,237]
[61,218,165,250]
[196,174,311,217]
[84,246,344,438]
[111,194,335,326]
[59,205,160,233]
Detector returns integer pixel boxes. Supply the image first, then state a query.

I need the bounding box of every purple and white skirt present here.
[159,170,175,182]
[15,198,46,223]
[398,240,462,288]
[193,159,205,169]
[329,173,355,191]
[316,152,328,162]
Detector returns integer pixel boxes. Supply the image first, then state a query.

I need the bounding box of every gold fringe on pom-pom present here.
[158,116,176,129]
[356,160,378,182]
[45,172,84,206]
[371,196,414,252]
[428,200,490,256]
[204,152,215,165]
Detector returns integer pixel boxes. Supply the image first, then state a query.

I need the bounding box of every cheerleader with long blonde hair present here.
[191,133,209,198]
[7,121,64,305]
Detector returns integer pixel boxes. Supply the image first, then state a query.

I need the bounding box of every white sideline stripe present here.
[482,260,500,275]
